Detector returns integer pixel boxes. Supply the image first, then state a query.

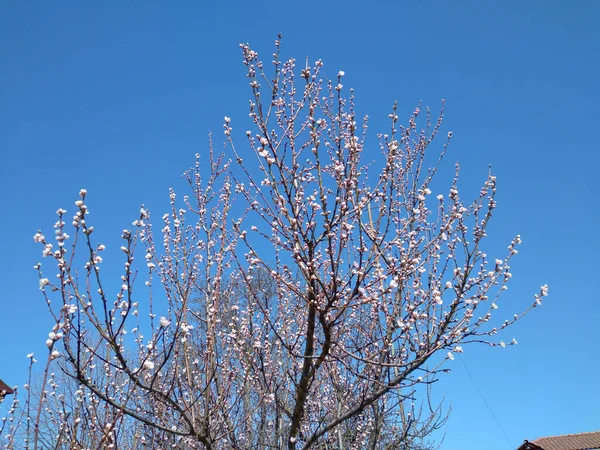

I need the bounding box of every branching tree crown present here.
[1,38,547,450]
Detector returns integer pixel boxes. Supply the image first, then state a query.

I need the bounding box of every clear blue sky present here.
[1,1,598,449]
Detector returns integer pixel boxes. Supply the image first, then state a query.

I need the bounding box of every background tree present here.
[1,38,546,450]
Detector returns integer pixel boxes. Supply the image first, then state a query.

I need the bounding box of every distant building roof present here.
[518,431,600,450]
[0,379,14,398]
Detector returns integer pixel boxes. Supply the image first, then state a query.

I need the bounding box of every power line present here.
[458,355,515,449]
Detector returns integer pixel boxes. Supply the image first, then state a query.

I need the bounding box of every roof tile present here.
[532,431,600,450]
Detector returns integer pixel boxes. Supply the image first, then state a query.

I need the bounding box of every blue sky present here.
[1,1,598,449]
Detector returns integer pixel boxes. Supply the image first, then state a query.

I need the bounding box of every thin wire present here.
[458,355,514,448]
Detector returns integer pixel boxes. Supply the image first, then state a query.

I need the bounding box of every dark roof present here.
[0,379,14,396]
[518,442,546,450]
[518,431,600,450]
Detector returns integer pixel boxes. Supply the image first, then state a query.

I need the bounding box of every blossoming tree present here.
[1,38,547,450]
